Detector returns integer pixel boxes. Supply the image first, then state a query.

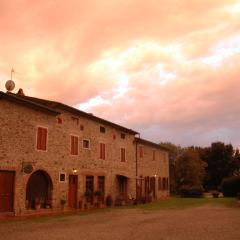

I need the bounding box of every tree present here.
[159,142,182,193]
[175,148,206,197]
[200,142,239,190]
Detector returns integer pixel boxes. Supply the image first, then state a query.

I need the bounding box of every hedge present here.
[221,176,240,197]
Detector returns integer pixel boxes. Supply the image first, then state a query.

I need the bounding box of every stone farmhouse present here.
[0,88,169,215]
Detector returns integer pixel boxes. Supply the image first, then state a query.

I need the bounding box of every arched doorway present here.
[26,170,53,210]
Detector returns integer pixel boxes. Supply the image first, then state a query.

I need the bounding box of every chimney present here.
[17,88,25,96]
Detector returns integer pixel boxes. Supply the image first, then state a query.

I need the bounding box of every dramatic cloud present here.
[0,0,240,147]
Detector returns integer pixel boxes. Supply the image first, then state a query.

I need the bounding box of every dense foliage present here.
[160,141,240,196]
[221,176,240,197]
[175,148,206,197]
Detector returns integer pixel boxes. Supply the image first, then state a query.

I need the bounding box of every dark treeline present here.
[160,142,240,195]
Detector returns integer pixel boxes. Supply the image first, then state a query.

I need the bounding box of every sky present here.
[0,0,240,147]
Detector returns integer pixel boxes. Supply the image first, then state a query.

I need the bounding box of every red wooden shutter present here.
[139,146,143,158]
[37,127,47,150]
[37,127,41,149]
[100,143,105,160]
[153,150,155,160]
[75,137,78,155]
[121,148,125,162]
[71,136,78,155]
[71,136,74,155]
[42,128,47,150]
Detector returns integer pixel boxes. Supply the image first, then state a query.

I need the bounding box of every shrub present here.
[221,176,240,197]
[179,185,204,198]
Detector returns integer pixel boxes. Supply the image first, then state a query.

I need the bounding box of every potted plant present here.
[60,197,66,210]
[106,195,113,207]
[85,190,93,205]
[212,190,219,198]
[35,197,41,210]
[94,190,104,208]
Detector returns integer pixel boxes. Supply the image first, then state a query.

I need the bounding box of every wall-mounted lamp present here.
[72,168,78,173]
[154,174,157,178]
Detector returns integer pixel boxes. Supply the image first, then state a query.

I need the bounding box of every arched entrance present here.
[26,170,53,210]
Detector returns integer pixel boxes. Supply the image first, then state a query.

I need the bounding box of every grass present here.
[0,197,237,224]
[125,197,237,210]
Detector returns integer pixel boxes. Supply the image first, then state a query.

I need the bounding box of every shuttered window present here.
[120,148,126,162]
[37,127,47,151]
[100,143,105,160]
[153,150,156,160]
[158,177,162,190]
[71,135,79,155]
[139,146,143,158]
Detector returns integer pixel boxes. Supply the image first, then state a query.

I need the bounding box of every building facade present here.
[0,90,169,215]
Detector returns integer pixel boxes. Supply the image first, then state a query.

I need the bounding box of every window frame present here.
[82,139,90,149]
[59,172,66,183]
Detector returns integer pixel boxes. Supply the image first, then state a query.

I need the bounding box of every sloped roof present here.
[0,91,59,116]
[0,91,138,135]
[135,137,169,151]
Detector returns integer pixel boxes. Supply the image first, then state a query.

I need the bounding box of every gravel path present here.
[0,204,239,240]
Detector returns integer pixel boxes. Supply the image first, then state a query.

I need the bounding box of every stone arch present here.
[26,170,53,209]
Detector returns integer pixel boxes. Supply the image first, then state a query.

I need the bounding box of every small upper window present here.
[83,139,90,149]
[121,133,125,139]
[36,127,47,151]
[57,116,63,124]
[71,116,79,125]
[80,124,84,131]
[100,126,106,133]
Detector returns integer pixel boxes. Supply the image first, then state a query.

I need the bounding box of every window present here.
[162,177,166,190]
[86,176,94,203]
[100,143,105,160]
[120,148,126,162]
[71,116,79,125]
[121,133,125,139]
[83,139,90,149]
[166,177,169,190]
[70,135,79,155]
[98,176,105,194]
[153,150,156,161]
[57,116,63,124]
[36,127,47,151]
[80,124,84,131]
[139,146,143,158]
[100,126,106,133]
[59,173,66,182]
[158,177,162,190]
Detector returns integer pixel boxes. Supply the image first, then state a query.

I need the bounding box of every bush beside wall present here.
[221,176,240,197]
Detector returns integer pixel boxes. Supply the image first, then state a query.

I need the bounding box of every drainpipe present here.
[135,133,140,201]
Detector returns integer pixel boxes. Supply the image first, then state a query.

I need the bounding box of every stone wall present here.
[0,96,169,215]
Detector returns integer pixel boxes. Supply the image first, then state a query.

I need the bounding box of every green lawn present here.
[126,197,237,210]
[0,197,237,224]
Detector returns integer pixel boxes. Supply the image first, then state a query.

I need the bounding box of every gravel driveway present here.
[0,204,239,240]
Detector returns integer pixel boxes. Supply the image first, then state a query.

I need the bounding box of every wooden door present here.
[0,171,15,212]
[68,175,78,208]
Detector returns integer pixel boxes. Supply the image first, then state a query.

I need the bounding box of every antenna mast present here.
[11,68,14,80]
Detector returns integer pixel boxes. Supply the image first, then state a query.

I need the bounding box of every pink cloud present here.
[0,0,240,146]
